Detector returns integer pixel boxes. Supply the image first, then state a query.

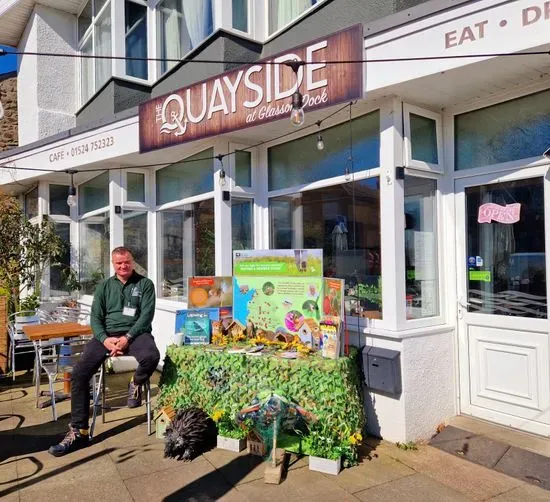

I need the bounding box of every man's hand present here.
[116,336,130,354]
[103,337,123,357]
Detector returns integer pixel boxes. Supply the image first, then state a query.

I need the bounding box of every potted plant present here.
[212,410,248,452]
[302,425,348,475]
[16,293,40,323]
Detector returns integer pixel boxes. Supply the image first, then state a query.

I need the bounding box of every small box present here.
[362,346,401,395]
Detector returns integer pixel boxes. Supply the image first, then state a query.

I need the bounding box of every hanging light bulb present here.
[316,133,324,151]
[66,170,77,207]
[284,60,305,127]
[216,154,227,187]
[290,91,304,127]
[315,121,324,150]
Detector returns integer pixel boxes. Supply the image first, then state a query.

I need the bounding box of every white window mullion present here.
[213,140,232,275]
[109,170,124,274]
[379,97,406,331]
[112,0,126,78]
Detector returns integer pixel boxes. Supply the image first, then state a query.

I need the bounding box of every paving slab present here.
[235,464,359,502]
[125,457,233,502]
[371,442,522,500]
[109,441,186,480]
[203,448,265,486]
[325,450,415,494]
[494,446,550,491]
[354,473,470,501]
[429,426,511,469]
[489,484,550,501]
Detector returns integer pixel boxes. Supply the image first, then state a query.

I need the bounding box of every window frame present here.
[266,0,327,39]
[266,108,383,329]
[403,103,444,174]
[77,0,113,107]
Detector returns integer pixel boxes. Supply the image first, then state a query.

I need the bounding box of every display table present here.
[158,345,365,456]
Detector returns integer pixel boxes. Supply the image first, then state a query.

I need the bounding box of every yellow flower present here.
[211,410,224,423]
[348,431,363,445]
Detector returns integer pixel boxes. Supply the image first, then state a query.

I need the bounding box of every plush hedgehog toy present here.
[164,407,217,461]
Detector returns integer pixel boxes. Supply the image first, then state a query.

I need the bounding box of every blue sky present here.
[0,46,17,75]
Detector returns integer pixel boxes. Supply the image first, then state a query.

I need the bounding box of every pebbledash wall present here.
[0,72,18,152]
[0,0,549,442]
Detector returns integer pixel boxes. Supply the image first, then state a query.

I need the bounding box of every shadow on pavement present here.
[164,454,263,502]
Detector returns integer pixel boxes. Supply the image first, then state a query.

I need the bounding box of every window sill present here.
[348,322,454,340]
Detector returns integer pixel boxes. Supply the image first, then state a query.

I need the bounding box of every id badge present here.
[122,306,136,317]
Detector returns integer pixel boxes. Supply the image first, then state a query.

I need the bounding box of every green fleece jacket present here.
[90,271,156,343]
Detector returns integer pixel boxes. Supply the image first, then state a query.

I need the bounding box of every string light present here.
[1,101,355,175]
[66,170,77,207]
[0,47,547,64]
[216,154,227,187]
[285,60,305,127]
[316,121,324,151]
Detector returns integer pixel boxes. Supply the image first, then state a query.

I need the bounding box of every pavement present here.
[1,371,550,502]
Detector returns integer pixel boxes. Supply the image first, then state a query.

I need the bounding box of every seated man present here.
[49,246,160,457]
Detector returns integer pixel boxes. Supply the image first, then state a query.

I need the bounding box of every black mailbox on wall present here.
[362,346,402,395]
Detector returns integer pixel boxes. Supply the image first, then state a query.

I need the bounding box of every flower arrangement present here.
[211,409,251,440]
[301,424,362,466]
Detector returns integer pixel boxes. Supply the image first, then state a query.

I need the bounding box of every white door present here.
[456,172,550,436]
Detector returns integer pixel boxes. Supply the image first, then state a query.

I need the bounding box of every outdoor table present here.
[22,322,93,408]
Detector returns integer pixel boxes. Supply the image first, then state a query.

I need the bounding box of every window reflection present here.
[466,178,546,317]
[160,199,215,299]
[269,178,381,318]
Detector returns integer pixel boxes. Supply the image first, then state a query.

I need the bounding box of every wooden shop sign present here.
[139,24,363,153]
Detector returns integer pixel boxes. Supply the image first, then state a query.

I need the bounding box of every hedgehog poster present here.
[232,276,324,336]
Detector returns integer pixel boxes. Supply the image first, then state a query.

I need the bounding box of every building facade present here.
[0,0,549,442]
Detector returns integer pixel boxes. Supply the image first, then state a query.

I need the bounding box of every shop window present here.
[24,187,38,220]
[49,184,70,216]
[159,199,215,300]
[80,212,110,295]
[268,110,379,191]
[269,178,381,318]
[50,222,71,297]
[158,0,214,75]
[268,0,324,35]
[403,104,442,171]
[79,172,109,215]
[125,0,148,80]
[78,0,112,104]
[232,198,253,250]
[405,176,439,319]
[232,0,248,32]
[127,172,145,203]
[465,177,546,317]
[156,148,214,205]
[234,150,251,187]
[455,89,550,170]
[123,210,148,275]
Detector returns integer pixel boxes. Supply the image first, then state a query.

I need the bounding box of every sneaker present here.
[128,378,142,408]
[48,426,89,457]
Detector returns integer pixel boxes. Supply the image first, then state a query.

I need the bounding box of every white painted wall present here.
[363,328,456,442]
[17,5,76,146]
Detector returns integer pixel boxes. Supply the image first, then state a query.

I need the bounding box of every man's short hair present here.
[112,246,133,258]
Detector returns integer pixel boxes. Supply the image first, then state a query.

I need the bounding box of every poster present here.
[322,278,345,318]
[175,307,232,343]
[233,249,323,277]
[233,276,324,338]
[187,276,233,308]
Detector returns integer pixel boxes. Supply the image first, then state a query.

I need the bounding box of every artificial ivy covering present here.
[158,346,365,462]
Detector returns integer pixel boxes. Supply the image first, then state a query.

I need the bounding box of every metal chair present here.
[36,337,92,421]
[90,359,152,439]
[7,310,41,382]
